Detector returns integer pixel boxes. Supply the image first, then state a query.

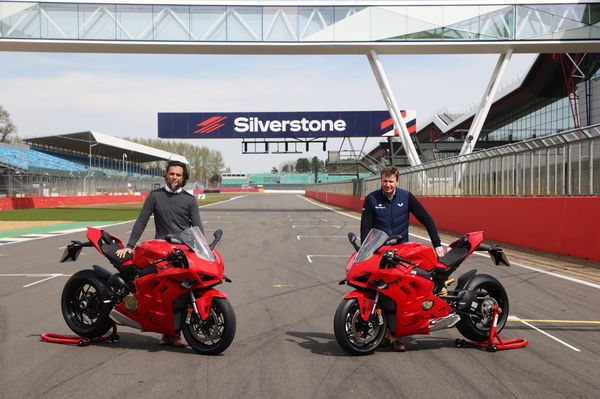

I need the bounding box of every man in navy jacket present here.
[361,166,445,351]
[360,166,445,258]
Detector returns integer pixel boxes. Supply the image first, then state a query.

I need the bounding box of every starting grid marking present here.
[0,273,71,288]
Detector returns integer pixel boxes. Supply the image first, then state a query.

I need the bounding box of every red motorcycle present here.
[59,226,235,355]
[334,228,510,355]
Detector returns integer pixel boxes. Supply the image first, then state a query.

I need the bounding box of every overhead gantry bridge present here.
[2,0,600,166]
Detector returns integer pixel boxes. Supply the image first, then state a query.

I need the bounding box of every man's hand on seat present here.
[435,246,446,258]
[116,247,133,258]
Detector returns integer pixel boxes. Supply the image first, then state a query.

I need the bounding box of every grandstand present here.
[0,131,187,197]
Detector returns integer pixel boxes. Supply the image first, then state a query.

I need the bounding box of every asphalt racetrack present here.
[1,193,599,399]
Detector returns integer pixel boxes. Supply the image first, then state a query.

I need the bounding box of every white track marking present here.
[292,225,340,229]
[306,255,348,263]
[509,315,581,351]
[23,274,62,288]
[297,235,346,240]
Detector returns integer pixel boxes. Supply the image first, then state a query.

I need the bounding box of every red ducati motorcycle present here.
[59,226,235,355]
[334,229,510,355]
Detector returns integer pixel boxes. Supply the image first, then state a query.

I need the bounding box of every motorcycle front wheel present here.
[334,298,386,355]
[182,297,236,355]
[456,274,509,342]
[61,269,114,338]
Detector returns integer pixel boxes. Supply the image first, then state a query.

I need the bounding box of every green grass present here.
[0,194,240,221]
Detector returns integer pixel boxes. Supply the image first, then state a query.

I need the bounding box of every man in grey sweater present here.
[116,160,202,347]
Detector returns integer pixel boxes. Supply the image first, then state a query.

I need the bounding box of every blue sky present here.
[0,51,535,172]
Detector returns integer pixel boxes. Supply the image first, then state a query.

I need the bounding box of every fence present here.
[0,167,164,197]
[308,124,600,197]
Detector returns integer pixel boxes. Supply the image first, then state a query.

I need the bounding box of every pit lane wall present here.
[305,190,600,262]
[0,195,144,210]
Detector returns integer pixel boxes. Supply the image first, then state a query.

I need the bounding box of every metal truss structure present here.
[2,1,600,50]
[3,1,600,170]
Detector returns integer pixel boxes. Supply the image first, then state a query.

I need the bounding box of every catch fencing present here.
[308,124,600,197]
[0,167,164,197]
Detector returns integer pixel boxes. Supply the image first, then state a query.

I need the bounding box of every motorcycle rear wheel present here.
[334,298,386,355]
[61,270,114,338]
[182,297,236,355]
[456,274,509,342]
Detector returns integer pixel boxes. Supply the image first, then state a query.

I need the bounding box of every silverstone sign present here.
[158,111,415,139]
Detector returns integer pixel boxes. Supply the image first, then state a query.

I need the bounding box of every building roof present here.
[24,131,188,164]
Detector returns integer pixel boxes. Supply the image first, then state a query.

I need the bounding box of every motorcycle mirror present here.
[348,232,360,251]
[488,246,511,266]
[166,234,182,244]
[210,229,223,250]
[385,235,403,246]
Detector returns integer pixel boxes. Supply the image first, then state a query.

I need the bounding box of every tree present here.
[282,164,289,173]
[271,167,278,173]
[128,137,228,187]
[0,105,17,143]
[295,158,310,173]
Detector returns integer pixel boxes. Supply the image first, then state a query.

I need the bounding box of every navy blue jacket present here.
[360,188,441,247]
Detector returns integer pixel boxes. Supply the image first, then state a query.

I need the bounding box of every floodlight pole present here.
[367,49,421,167]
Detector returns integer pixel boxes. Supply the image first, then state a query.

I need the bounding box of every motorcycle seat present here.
[100,231,132,266]
[438,235,471,271]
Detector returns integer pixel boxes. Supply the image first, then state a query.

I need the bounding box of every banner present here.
[158,111,416,139]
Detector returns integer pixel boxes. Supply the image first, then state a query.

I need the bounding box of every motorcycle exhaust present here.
[429,314,460,332]
[110,309,141,330]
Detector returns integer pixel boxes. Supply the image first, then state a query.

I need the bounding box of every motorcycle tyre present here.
[61,269,114,339]
[456,274,509,342]
[182,297,236,356]
[334,298,387,356]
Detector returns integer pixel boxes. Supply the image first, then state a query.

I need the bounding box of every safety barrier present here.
[0,195,143,210]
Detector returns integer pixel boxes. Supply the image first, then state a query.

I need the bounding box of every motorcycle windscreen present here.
[354,229,389,264]
[179,226,215,262]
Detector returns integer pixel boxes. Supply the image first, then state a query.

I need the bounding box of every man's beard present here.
[165,178,183,191]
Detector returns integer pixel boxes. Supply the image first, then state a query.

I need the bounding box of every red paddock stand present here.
[456,307,528,352]
[41,324,119,347]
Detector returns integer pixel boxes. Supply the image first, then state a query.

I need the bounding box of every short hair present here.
[380,166,399,180]
[166,160,189,187]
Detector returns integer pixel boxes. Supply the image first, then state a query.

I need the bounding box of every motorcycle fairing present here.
[343,290,376,322]
[194,288,228,320]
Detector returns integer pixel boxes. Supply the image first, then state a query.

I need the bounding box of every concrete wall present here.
[305,190,600,262]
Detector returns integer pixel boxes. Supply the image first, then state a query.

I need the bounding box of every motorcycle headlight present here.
[421,300,434,311]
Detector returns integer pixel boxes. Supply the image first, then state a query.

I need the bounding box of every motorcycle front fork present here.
[370,292,385,326]
[185,291,201,324]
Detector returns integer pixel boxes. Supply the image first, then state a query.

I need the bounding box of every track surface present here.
[1,193,599,399]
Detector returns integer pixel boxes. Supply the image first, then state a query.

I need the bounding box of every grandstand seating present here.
[0,146,86,172]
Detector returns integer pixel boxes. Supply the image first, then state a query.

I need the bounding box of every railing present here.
[0,169,163,197]
[2,1,600,44]
[308,124,600,197]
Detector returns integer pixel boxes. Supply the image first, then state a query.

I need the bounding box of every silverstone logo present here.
[234,117,347,133]
[194,116,228,134]
[380,111,416,135]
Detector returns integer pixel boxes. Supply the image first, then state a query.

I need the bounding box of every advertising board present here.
[158,111,415,139]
